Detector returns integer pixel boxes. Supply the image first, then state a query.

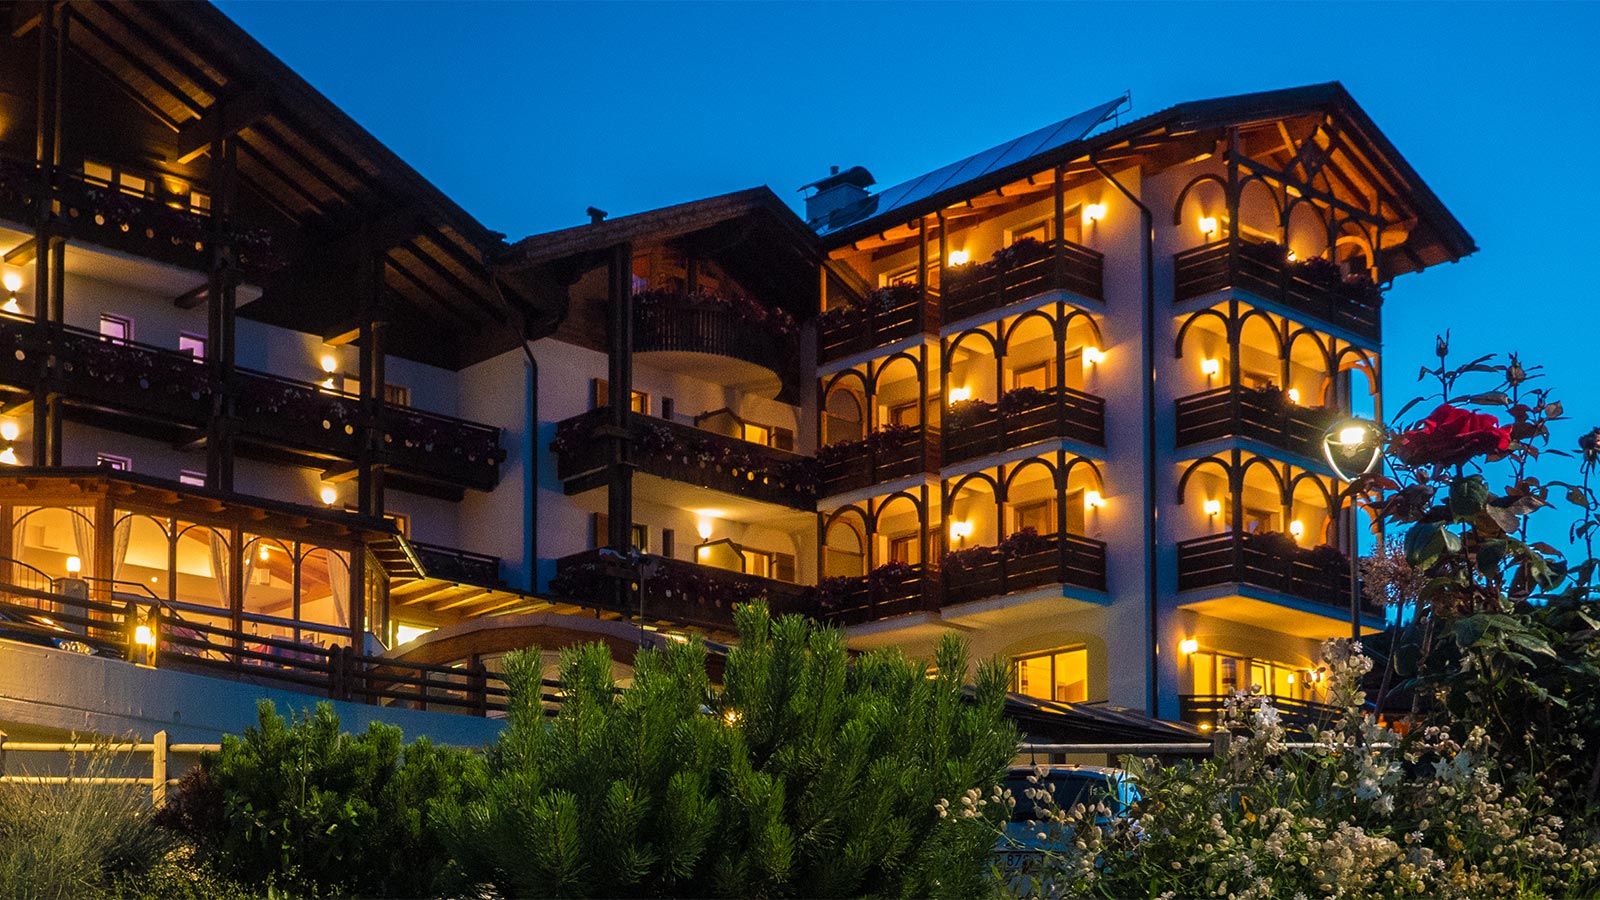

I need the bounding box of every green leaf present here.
[1405,522,1453,570]
[1449,476,1490,520]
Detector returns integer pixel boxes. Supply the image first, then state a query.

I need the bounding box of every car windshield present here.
[1006,772,1122,822]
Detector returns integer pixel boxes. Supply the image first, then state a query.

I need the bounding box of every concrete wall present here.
[0,638,504,747]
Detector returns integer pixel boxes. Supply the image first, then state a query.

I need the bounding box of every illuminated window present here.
[592,513,647,552]
[1011,361,1055,392]
[99,313,133,344]
[1014,646,1089,703]
[882,266,918,288]
[179,333,206,359]
[95,453,131,471]
[178,470,206,487]
[887,533,919,566]
[592,379,648,414]
[1187,649,1308,701]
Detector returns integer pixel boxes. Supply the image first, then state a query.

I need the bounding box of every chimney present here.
[800,165,875,228]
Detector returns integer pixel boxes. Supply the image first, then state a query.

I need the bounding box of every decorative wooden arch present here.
[1171,173,1231,226]
[1176,456,1232,504]
[1174,308,1233,358]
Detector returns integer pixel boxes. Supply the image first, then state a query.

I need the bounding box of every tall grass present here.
[0,743,169,900]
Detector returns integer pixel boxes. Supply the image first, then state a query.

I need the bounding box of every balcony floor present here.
[634,350,780,399]
[1177,586,1384,639]
[632,472,817,530]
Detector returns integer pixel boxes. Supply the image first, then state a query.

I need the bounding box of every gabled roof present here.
[501,187,817,271]
[818,83,1475,276]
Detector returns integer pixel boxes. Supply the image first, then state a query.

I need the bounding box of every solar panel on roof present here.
[817,96,1126,237]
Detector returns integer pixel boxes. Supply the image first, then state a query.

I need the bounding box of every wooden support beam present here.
[431,588,492,612]
[321,463,360,484]
[9,0,44,38]
[173,283,208,310]
[4,238,37,266]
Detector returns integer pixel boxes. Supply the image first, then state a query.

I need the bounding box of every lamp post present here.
[1322,418,1384,640]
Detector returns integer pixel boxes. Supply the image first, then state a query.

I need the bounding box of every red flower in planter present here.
[1393,404,1511,468]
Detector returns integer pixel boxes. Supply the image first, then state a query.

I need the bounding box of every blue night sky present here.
[221,1,1599,550]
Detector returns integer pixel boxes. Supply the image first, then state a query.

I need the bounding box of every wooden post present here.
[150,730,168,808]
[606,242,635,563]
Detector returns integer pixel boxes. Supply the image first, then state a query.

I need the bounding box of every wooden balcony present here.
[0,314,502,493]
[553,408,817,510]
[633,296,797,382]
[1176,532,1380,615]
[1175,386,1334,459]
[941,237,1103,324]
[1174,240,1381,342]
[551,549,813,631]
[0,159,285,278]
[941,533,1107,606]
[818,424,937,497]
[818,286,927,364]
[943,386,1105,465]
[817,562,933,626]
[1179,694,1339,736]
[411,541,501,588]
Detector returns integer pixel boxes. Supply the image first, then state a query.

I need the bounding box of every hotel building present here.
[0,2,1471,744]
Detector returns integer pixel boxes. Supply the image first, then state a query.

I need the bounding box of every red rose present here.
[1393,404,1511,468]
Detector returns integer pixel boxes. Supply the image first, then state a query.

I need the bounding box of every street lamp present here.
[1322,417,1383,639]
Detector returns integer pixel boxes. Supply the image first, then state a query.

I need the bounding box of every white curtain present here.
[110,517,133,582]
[69,507,95,577]
[327,550,350,629]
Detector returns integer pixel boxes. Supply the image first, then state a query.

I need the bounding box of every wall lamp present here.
[1200,358,1220,378]
[947,249,970,267]
[2,269,21,315]
[1179,638,1199,655]
[1084,347,1105,365]
[1289,519,1305,540]
[1084,490,1105,511]
[1203,499,1222,518]
[0,417,18,465]
[319,484,339,507]
[949,520,974,543]
[1082,203,1107,225]
[947,386,971,404]
[1197,216,1218,239]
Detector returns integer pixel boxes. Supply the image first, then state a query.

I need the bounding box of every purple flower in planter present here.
[999,527,1052,559]
[942,544,998,573]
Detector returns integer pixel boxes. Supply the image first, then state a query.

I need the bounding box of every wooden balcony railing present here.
[817,562,933,626]
[0,159,285,278]
[378,406,503,492]
[0,578,509,716]
[551,549,813,630]
[1179,694,1339,736]
[1175,386,1335,458]
[941,533,1108,606]
[0,313,502,492]
[942,237,1103,323]
[817,423,937,497]
[818,287,928,364]
[1174,240,1381,342]
[554,408,817,510]
[412,541,502,588]
[943,386,1105,464]
[1176,532,1381,615]
[633,298,797,381]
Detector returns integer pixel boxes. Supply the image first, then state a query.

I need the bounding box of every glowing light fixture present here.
[1083,202,1107,224]
[259,545,272,562]
[947,386,971,404]
[947,249,970,267]
[0,448,16,466]
[1289,519,1305,540]
[320,354,338,374]
[1322,417,1384,482]
[394,623,434,645]
[949,520,974,541]
[1286,673,1296,685]
[696,518,714,541]
[0,419,17,442]
[134,624,155,648]
[1286,250,1298,262]
[1203,499,1222,517]
[723,709,742,726]
[1084,346,1105,365]
[1287,388,1301,404]
[65,556,81,575]
[1,269,19,315]
[319,484,338,507]
[1084,490,1105,510]
[1197,216,1218,238]
[1179,638,1199,655]
[697,545,711,560]
[1200,358,1220,377]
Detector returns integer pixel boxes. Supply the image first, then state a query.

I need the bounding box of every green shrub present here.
[160,700,480,897]
[0,746,170,900]
[442,601,1016,898]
